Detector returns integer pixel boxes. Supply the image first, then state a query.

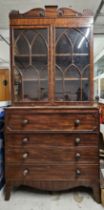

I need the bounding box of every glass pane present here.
[55,67,63,101]
[40,80,48,101]
[13,28,48,102]
[32,34,47,54]
[56,56,72,69]
[14,56,29,69]
[82,66,90,79]
[73,56,89,70]
[32,56,47,73]
[65,80,81,101]
[82,81,89,101]
[74,29,89,54]
[24,30,37,44]
[55,81,64,101]
[23,81,39,101]
[55,27,90,102]
[14,30,29,55]
[56,34,72,54]
[65,66,80,101]
[65,66,80,78]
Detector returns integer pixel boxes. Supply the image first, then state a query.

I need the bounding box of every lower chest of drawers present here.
[5,132,99,181]
[4,107,100,202]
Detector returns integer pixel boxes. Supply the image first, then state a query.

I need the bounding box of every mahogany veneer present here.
[4,6,100,202]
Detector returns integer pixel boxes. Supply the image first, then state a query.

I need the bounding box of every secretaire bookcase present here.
[4,6,100,202]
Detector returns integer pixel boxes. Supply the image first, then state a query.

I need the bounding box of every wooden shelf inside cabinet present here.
[56,78,88,81]
[56,53,89,56]
[23,78,48,81]
[22,78,88,81]
[14,54,47,57]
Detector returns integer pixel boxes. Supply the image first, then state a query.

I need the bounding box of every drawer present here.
[6,146,98,164]
[5,133,99,147]
[6,111,99,132]
[5,164,99,181]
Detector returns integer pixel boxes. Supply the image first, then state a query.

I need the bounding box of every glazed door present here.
[12,26,91,104]
[55,27,91,102]
[13,27,49,103]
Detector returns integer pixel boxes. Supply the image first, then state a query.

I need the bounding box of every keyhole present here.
[3,80,8,86]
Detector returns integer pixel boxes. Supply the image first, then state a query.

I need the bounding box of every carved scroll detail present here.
[9,6,84,18]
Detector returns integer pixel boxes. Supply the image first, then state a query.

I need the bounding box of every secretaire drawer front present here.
[6,164,98,182]
[5,133,99,147]
[6,112,99,131]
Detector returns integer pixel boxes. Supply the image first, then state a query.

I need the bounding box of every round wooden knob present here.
[23,169,29,176]
[22,152,29,159]
[75,153,81,160]
[22,119,29,125]
[22,137,29,143]
[76,169,81,176]
[75,119,80,126]
[75,137,80,145]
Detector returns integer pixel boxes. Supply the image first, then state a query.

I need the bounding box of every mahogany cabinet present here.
[4,6,100,202]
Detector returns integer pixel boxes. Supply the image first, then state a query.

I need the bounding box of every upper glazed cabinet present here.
[10,6,93,105]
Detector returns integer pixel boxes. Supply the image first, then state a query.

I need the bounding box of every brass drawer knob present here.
[22,119,29,125]
[74,119,80,126]
[22,152,29,159]
[76,169,81,176]
[75,153,81,160]
[23,169,29,176]
[75,137,80,145]
[22,137,29,143]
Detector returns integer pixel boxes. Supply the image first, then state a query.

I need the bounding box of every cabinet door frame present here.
[11,25,54,105]
[52,24,93,105]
